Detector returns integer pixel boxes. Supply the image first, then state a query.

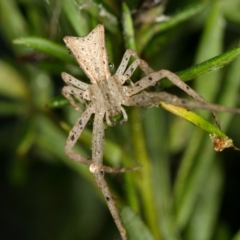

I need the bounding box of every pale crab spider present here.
[61,24,240,240]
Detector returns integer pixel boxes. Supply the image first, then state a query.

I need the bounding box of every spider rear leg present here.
[126,91,240,114]
[65,106,141,172]
[91,114,105,165]
[102,165,142,173]
[90,114,128,240]
[94,171,127,240]
[64,105,95,165]
[127,69,221,129]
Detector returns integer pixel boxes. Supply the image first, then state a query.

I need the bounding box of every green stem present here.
[129,108,161,240]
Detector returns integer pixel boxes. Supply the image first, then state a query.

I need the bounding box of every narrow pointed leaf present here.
[161,46,240,88]
[160,102,238,151]
[13,37,75,63]
[121,206,155,240]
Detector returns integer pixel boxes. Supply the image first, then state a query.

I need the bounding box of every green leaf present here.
[122,2,136,51]
[121,206,155,240]
[0,0,28,41]
[62,0,90,36]
[0,60,29,100]
[160,102,238,151]
[223,0,240,25]
[161,46,240,88]
[160,102,223,136]
[185,160,224,240]
[13,37,75,63]
[232,230,240,240]
[136,2,207,53]
[122,4,161,239]
[174,0,226,231]
[48,96,69,108]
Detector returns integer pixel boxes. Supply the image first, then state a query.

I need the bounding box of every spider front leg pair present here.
[61,72,89,111]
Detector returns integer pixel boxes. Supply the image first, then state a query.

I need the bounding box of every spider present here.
[61,24,240,240]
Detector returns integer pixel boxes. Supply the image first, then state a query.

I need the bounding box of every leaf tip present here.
[210,134,240,152]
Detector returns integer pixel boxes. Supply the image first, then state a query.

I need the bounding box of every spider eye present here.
[108,62,114,69]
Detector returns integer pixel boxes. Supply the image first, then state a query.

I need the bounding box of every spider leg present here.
[116,49,154,78]
[120,107,128,125]
[62,72,90,110]
[102,165,142,173]
[105,113,116,126]
[65,105,95,165]
[105,105,128,127]
[91,114,105,165]
[62,72,89,90]
[90,114,127,240]
[126,91,240,114]
[65,105,141,172]
[91,109,140,172]
[126,69,221,128]
[124,57,154,77]
[62,86,86,111]
[94,171,127,240]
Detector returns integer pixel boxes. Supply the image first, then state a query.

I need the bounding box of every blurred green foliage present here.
[1,0,240,240]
